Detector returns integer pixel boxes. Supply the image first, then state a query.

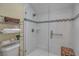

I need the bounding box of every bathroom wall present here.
[0,3,24,19]
[71,3,79,56]
[36,4,73,55]
[24,4,37,55]
[0,3,25,55]
[24,21,37,55]
[24,4,37,21]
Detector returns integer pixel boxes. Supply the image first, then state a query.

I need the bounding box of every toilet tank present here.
[0,43,19,56]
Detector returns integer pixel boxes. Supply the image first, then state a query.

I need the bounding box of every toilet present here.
[0,43,19,56]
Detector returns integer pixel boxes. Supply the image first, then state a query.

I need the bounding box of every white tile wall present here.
[24,4,37,55]
[24,4,37,20]
[37,23,49,51]
[71,4,79,56]
[24,21,37,55]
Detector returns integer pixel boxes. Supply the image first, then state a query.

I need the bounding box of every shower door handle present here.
[50,30,53,39]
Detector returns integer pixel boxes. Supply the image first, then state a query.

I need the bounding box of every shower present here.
[24,3,79,56]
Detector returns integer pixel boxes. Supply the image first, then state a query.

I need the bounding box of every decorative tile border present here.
[24,17,74,23]
[38,19,72,23]
[24,18,73,23]
[24,13,79,23]
[24,18,38,23]
[72,14,79,20]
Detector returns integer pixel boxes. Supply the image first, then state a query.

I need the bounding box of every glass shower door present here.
[49,22,63,56]
[48,4,63,56]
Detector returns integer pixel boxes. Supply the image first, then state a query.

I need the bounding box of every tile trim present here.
[24,18,72,23]
[24,18,38,23]
[24,14,79,23]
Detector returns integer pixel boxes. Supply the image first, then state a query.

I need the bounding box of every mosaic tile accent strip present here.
[61,47,75,56]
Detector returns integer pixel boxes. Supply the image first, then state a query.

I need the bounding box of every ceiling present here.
[30,3,74,15]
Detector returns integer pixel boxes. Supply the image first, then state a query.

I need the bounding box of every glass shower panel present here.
[48,3,72,56]
[48,4,62,55]
[24,3,50,56]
